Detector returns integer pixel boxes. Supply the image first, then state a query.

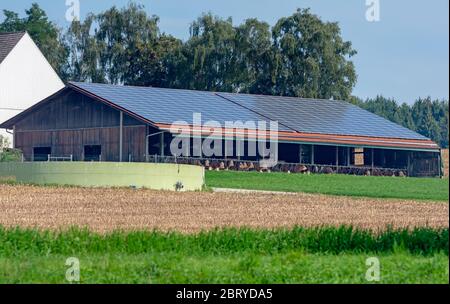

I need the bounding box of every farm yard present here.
[0,174,449,284]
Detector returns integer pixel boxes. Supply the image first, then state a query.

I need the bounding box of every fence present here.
[144,154,408,177]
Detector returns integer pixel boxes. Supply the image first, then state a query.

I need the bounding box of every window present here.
[33,147,51,162]
[84,145,102,162]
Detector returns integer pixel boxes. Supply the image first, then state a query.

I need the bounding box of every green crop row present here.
[0,226,448,257]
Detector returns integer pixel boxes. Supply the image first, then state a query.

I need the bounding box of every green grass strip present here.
[206,171,449,201]
[0,226,448,257]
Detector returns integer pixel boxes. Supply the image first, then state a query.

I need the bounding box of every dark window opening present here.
[33,147,51,162]
[84,145,102,161]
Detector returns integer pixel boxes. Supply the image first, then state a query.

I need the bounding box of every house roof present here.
[0,32,25,64]
[0,82,439,151]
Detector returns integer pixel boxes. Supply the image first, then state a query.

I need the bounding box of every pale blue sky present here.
[1,0,448,104]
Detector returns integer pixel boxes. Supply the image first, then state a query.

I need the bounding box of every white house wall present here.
[0,33,64,144]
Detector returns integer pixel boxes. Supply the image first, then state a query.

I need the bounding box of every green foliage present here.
[0,134,9,150]
[0,226,447,257]
[206,171,449,201]
[0,135,21,162]
[0,149,21,162]
[0,3,68,78]
[0,226,448,283]
[352,96,449,148]
[272,9,357,99]
[0,252,447,284]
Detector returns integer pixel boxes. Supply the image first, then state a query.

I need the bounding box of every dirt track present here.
[0,185,448,233]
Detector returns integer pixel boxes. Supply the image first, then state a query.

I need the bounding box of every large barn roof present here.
[0,81,439,151]
[217,92,428,140]
[0,32,25,64]
[68,82,293,132]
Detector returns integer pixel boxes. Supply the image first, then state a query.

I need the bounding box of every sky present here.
[1,0,448,104]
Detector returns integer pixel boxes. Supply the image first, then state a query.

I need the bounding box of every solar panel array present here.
[217,92,428,140]
[70,82,292,132]
[70,82,428,140]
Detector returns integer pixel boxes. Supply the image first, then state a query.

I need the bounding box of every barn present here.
[0,32,64,143]
[0,82,442,177]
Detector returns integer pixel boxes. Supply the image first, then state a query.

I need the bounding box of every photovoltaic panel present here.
[216,92,429,140]
[69,82,292,132]
[70,82,429,141]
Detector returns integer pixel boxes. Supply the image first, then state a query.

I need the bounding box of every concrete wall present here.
[0,162,205,191]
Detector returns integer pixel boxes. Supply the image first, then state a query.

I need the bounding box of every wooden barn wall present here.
[15,126,147,162]
[12,88,148,162]
[15,90,143,131]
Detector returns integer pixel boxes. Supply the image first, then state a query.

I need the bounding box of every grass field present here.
[0,226,448,284]
[206,171,449,201]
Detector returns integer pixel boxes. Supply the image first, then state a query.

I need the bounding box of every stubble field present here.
[0,184,448,233]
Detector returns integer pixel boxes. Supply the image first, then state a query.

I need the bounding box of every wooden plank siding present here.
[13,89,148,162]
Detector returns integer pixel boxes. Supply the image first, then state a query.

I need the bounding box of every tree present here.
[271,9,357,99]
[65,14,105,83]
[65,2,183,87]
[354,95,449,148]
[180,13,238,92]
[95,3,160,85]
[0,3,68,79]
[0,135,9,151]
[234,18,275,95]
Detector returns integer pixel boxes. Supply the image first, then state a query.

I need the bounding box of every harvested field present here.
[0,185,448,233]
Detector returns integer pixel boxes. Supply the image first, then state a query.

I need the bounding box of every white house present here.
[0,32,64,145]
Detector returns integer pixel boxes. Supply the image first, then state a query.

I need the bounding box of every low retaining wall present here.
[0,162,205,191]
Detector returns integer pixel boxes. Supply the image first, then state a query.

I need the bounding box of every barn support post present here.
[311,145,315,165]
[371,148,374,171]
[347,147,351,166]
[12,125,16,149]
[336,146,339,172]
[160,132,165,157]
[438,150,442,178]
[407,151,411,176]
[299,144,302,163]
[119,111,124,162]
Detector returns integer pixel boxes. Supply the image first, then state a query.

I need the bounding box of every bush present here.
[0,148,22,162]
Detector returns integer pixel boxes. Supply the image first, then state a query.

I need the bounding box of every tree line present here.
[0,3,448,147]
[351,96,448,148]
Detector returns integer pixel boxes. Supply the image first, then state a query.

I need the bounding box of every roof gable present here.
[0,32,25,64]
